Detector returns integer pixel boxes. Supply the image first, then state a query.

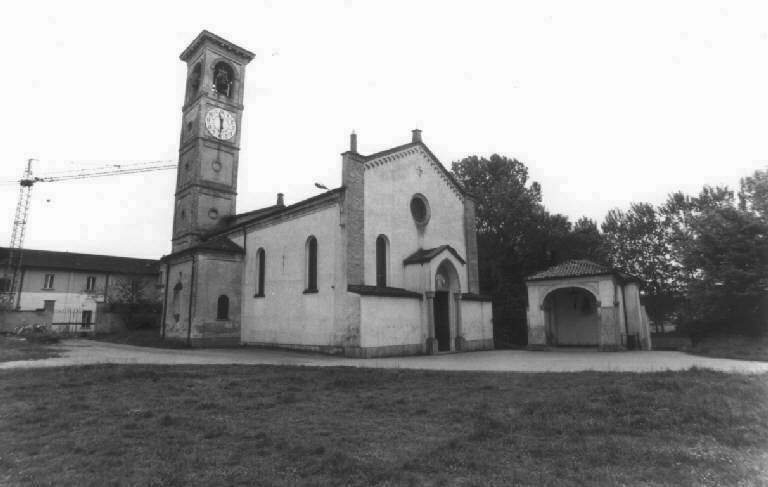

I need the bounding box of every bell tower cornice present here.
[179,30,255,64]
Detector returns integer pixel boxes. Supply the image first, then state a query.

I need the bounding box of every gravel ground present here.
[1,339,767,373]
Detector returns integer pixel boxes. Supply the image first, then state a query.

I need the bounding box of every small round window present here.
[208,208,219,220]
[410,194,430,226]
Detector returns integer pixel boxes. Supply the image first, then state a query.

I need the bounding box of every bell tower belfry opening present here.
[172,31,255,253]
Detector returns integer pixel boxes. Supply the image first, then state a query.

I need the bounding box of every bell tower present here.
[172,31,255,252]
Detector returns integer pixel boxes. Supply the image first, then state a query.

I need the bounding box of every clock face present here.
[205,108,236,141]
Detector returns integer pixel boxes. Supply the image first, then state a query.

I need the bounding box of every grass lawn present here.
[1,366,767,486]
[688,334,768,362]
[0,335,60,363]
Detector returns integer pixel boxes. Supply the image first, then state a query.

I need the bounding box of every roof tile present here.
[0,247,158,275]
[526,259,639,282]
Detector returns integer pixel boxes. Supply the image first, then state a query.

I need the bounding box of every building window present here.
[410,194,430,226]
[0,277,10,292]
[376,234,389,287]
[255,248,266,297]
[81,310,92,329]
[216,295,229,320]
[305,236,318,293]
[86,276,96,291]
[212,62,234,97]
[43,274,55,290]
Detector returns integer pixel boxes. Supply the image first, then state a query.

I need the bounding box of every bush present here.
[17,325,60,344]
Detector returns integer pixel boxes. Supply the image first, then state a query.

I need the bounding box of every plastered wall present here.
[461,300,492,342]
[241,204,344,347]
[359,295,423,348]
[363,148,468,290]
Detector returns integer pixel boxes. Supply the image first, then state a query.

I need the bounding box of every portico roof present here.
[403,245,466,265]
[526,259,640,283]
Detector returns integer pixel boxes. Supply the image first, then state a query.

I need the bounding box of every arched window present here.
[186,63,201,102]
[216,295,229,320]
[376,234,388,287]
[305,236,318,293]
[255,248,265,297]
[212,62,234,97]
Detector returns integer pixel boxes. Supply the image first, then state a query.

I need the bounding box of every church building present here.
[159,31,494,357]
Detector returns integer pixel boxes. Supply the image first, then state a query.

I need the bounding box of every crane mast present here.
[0,159,176,310]
[1,160,35,309]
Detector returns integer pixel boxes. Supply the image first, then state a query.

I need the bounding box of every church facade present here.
[159,31,493,357]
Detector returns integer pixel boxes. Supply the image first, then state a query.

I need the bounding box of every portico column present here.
[425,291,438,354]
[454,292,467,351]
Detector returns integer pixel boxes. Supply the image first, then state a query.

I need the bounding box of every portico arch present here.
[542,286,600,346]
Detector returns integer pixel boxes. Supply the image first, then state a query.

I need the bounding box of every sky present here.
[1,1,767,259]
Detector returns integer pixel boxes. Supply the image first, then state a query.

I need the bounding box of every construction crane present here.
[0,158,176,309]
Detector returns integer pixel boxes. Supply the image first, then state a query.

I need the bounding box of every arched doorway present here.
[434,260,460,351]
[543,287,599,346]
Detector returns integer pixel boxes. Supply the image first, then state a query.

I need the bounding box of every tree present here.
[683,205,768,336]
[739,167,768,221]
[565,217,607,263]
[452,155,549,345]
[106,276,161,329]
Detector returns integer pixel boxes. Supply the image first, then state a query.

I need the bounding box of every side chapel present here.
[159,31,494,357]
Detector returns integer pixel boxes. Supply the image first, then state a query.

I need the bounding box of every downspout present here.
[240,226,247,345]
[15,268,25,310]
[104,272,110,302]
[160,262,170,339]
[186,253,196,347]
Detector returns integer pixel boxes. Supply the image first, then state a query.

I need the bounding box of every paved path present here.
[2,339,767,373]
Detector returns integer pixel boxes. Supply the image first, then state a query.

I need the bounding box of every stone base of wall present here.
[461,338,494,352]
[598,344,625,352]
[345,343,425,358]
[242,341,347,356]
[526,344,548,351]
[162,336,241,347]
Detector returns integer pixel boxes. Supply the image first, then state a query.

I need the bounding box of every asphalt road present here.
[2,339,767,373]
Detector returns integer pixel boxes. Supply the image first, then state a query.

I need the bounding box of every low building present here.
[525,260,652,350]
[0,247,159,332]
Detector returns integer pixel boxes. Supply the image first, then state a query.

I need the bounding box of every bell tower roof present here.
[179,30,255,63]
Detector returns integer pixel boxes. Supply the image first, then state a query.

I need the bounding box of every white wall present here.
[359,295,423,348]
[461,300,492,341]
[19,269,103,321]
[363,147,468,290]
[241,203,343,346]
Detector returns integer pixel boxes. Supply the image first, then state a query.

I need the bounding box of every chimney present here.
[412,129,422,143]
[276,193,284,206]
[350,131,358,153]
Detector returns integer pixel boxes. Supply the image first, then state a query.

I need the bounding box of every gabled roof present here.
[0,247,159,275]
[360,141,471,199]
[526,259,640,283]
[205,188,344,240]
[219,204,285,229]
[403,245,466,266]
